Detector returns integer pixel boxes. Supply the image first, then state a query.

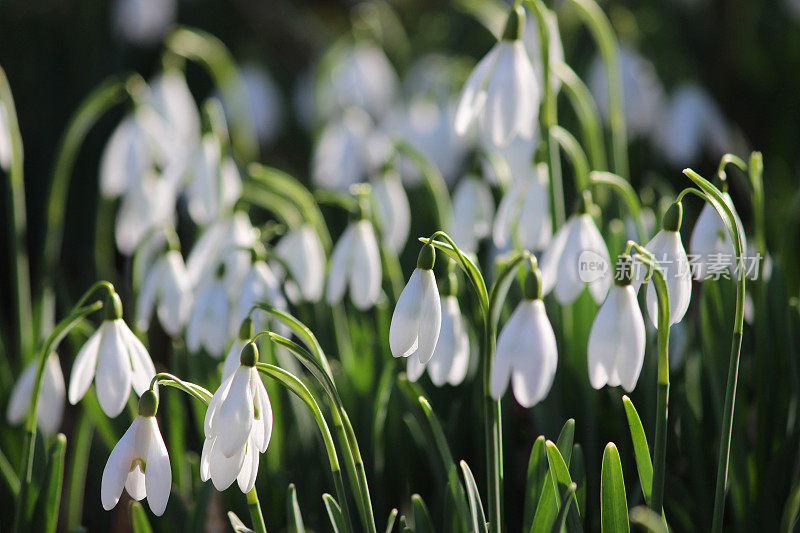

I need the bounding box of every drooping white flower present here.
[149,69,201,170]
[112,0,176,46]
[540,204,610,304]
[371,169,411,253]
[493,162,552,252]
[483,133,537,184]
[201,343,272,493]
[635,203,692,326]
[407,293,470,387]
[187,268,231,357]
[6,353,65,434]
[688,191,744,280]
[326,219,382,310]
[390,244,441,364]
[490,271,558,407]
[101,391,171,516]
[115,170,178,255]
[186,212,257,288]
[69,294,156,417]
[587,260,646,391]
[273,224,326,303]
[454,6,540,148]
[186,134,243,225]
[449,176,495,254]
[232,259,286,336]
[136,249,193,336]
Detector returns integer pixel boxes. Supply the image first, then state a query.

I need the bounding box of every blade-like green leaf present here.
[555,419,576,465]
[781,481,800,533]
[570,444,586,515]
[287,483,306,532]
[551,483,578,533]
[129,501,154,533]
[622,396,653,505]
[322,494,345,533]
[228,511,256,533]
[601,443,629,533]
[37,433,66,533]
[523,436,548,532]
[460,461,488,533]
[411,494,435,533]
[385,508,398,533]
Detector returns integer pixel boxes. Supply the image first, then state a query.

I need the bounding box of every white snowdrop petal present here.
[325,224,354,305]
[554,217,588,304]
[209,436,246,491]
[349,221,382,310]
[200,437,212,481]
[237,441,259,493]
[95,322,132,417]
[447,309,471,386]
[144,417,172,516]
[217,368,255,457]
[579,215,611,303]
[414,272,442,364]
[454,46,499,136]
[512,301,557,406]
[205,282,231,356]
[223,340,246,381]
[492,181,522,248]
[616,286,647,392]
[587,287,622,390]
[490,302,527,399]
[406,354,427,383]
[186,283,212,353]
[427,297,458,387]
[253,377,273,453]
[6,359,37,425]
[136,260,162,331]
[482,43,520,147]
[205,371,235,436]
[389,269,425,357]
[119,321,156,397]
[540,217,573,296]
[69,327,102,405]
[39,355,66,434]
[101,418,140,510]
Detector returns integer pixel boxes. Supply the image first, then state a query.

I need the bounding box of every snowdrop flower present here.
[136,248,193,336]
[490,269,558,407]
[588,46,665,138]
[587,256,646,391]
[484,133,537,183]
[101,390,170,515]
[186,212,257,288]
[371,169,411,253]
[390,244,442,363]
[407,275,470,386]
[326,218,382,310]
[99,111,165,200]
[6,353,65,434]
[187,266,231,357]
[273,224,326,303]
[149,69,201,169]
[636,203,692,326]
[223,319,252,381]
[112,0,176,47]
[454,5,540,148]
[540,196,610,304]
[655,83,730,166]
[493,162,552,252]
[186,134,242,225]
[521,7,564,96]
[449,175,495,254]
[689,190,745,280]
[69,293,156,417]
[115,170,177,255]
[201,343,272,493]
[232,256,286,336]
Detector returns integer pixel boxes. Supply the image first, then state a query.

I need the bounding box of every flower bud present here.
[240,342,258,367]
[662,202,683,232]
[104,291,123,321]
[417,243,436,270]
[502,4,525,41]
[523,269,542,300]
[138,389,159,417]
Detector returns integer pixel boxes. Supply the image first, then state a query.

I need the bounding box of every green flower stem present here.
[568,0,629,180]
[149,373,213,404]
[682,169,747,533]
[65,409,94,530]
[526,0,566,230]
[552,61,607,171]
[13,299,104,533]
[551,125,590,193]
[0,65,34,363]
[246,487,268,533]
[590,171,646,242]
[256,362,353,533]
[394,140,452,230]
[626,242,671,514]
[166,26,259,163]
[40,73,141,318]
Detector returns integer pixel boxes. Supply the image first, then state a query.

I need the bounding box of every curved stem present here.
[551,125,590,193]
[150,373,212,404]
[246,487,268,533]
[568,0,628,179]
[13,300,104,532]
[590,170,646,242]
[256,363,353,533]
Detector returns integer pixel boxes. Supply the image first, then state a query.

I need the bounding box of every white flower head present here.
[69,292,156,417]
[101,390,171,516]
[407,280,470,387]
[273,224,326,303]
[688,191,744,280]
[634,203,692,327]
[112,0,176,47]
[186,133,242,225]
[7,353,65,434]
[186,212,257,288]
[371,169,411,253]
[493,162,552,252]
[540,197,610,304]
[115,169,178,256]
[326,218,382,310]
[187,265,231,357]
[587,257,646,391]
[232,257,287,337]
[450,175,495,254]
[201,342,272,493]
[390,244,442,364]
[454,6,540,148]
[490,269,558,407]
[137,248,193,337]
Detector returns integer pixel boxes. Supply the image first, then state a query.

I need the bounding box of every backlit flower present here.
[326,219,382,310]
[137,249,193,336]
[6,353,65,434]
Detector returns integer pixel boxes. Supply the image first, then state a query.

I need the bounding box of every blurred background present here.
[2,0,800,531]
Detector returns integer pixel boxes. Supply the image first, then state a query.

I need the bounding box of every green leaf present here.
[36,433,66,533]
[287,483,306,532]
[628,506,668,533]
[129,501,154,533]
[417,235,489,312]
[622,396,654,505]
[781,481,800,533]
[228,511,256,533]
[411,494,435,533]
[523,436,549,532]
[570,444,586,515]
[532,441,582,533]
[460,461,488,533]
[385,508,399,533]
[551,483,578,533]
[322,494,345,533]
[555,419,576,465]
[600,443,629,533]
